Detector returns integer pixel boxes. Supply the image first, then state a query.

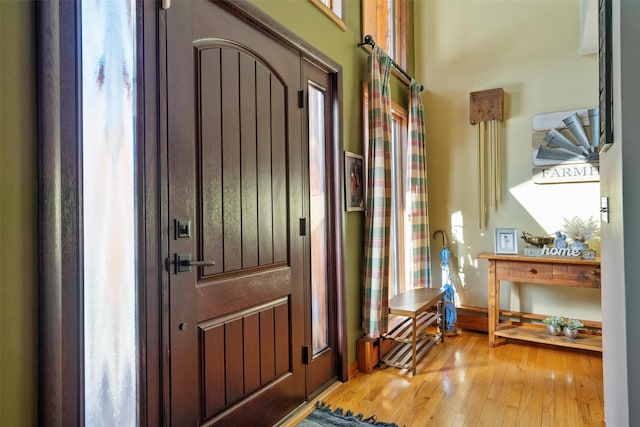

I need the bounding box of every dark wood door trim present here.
[37,1,162,425]
[329,63,347,383]
[37,2,84,424]
[139,1,163,426]
[302,61,344,394]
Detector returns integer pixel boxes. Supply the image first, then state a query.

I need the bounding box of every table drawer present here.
[496,261,553,281]
[567,265,601,287]
[551,264,601,287]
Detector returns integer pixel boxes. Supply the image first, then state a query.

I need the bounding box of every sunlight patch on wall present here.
[509,179,600,235]
[450,210,464,244]
[446,210,468,305]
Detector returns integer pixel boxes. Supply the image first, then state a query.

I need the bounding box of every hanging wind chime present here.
[470,88,504,229]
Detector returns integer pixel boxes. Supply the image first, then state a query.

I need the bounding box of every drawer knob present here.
[528,268,537,274]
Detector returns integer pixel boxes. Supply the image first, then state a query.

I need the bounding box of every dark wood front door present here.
[165,1,305,425]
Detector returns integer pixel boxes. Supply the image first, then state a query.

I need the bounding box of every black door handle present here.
[174,253,215,273]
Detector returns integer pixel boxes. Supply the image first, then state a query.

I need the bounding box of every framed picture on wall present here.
[598,0,613,152]
[344,151,364,211]
[494,228,518,255]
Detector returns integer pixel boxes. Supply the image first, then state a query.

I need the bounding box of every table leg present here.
[439,297,445,343]
[487,259,498,346]
[411,316,417,376]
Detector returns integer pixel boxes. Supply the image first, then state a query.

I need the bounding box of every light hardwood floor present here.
[280,330,604,427]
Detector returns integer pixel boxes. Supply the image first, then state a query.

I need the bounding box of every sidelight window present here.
[308,83,330,355]
[82,0,138,425]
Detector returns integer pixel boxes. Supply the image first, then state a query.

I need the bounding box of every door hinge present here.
[298,90,304,109]
[161,0,171,10]
[299,218,307,236]
[302,346,310,365]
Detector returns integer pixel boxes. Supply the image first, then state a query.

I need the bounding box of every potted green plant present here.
[542,316,565,336]
[563,318,584,339]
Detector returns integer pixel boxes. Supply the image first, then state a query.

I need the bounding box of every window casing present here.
[309,0,347,31]
[361,0,407,69]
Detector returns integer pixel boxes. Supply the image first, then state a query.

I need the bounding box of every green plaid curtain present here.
[363,46,392,337]
[408,80,431,288]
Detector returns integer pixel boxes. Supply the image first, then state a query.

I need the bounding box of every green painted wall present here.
[0,1,38,426]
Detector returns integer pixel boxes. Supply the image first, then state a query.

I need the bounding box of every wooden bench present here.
[381,287,446,375]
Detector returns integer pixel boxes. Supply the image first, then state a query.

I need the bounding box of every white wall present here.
[414,0,601,320]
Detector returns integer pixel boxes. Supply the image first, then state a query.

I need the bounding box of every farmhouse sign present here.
[531,108,600,184]
[533,163,600,184]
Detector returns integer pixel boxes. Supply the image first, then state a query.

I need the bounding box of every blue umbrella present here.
[434,231,457,334]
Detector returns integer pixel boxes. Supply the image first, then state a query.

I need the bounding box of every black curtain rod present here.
[358,34,424,92]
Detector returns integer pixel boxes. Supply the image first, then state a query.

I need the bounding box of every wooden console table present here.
[381,287,445,375]
[476,252,602,352]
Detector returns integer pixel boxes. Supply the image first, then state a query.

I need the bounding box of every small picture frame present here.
[344,151,364,211]
[494,228,518,254]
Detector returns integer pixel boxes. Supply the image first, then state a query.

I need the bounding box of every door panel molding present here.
[196,267,291,320]
[195,43,290,275]
[198,303,294,419]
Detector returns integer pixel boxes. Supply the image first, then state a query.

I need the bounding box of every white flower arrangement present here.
[562,216,600,242]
